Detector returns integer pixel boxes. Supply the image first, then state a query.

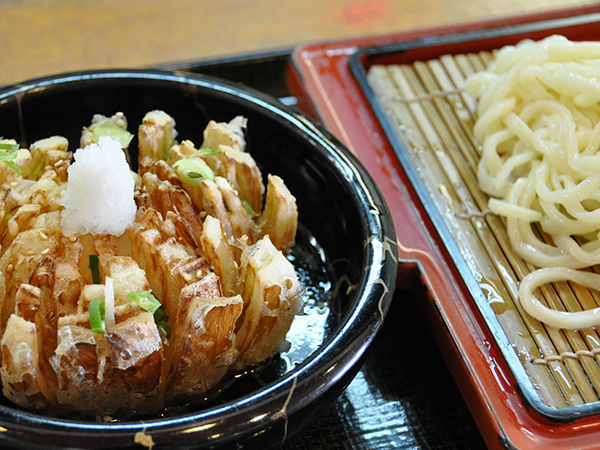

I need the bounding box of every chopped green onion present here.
[240,198,254,216]
[155,307,170,338]
[91,120,134,148]
[89,254,101,284]
[0,139,21,175]
[164,140,180,160]
[157,319,171,338]
[104,276,116,328]
[89,299,106,333]
[173,157,214,186]
[28,157,45,180]
[153,303,170,338]
[153,305,167,322]
[128,290,162,314]
[128,290,170,338]
[0,152,21,176]
[0,141,19,151]
[192,148,221,157]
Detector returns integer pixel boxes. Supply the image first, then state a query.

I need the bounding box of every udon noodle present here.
[466,35,600,329]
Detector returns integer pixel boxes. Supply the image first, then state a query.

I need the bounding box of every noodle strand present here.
[467,35,600,328]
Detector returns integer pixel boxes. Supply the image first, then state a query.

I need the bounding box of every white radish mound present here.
[60,136,136,236]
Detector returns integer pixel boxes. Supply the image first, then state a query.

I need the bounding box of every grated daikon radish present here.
[60,136,136,236]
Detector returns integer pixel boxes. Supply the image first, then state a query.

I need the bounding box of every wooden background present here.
[0,0,596,87]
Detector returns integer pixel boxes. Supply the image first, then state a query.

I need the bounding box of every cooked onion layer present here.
[0,111,303,416]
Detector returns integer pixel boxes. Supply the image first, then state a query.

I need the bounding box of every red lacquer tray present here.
[288,5,600,449]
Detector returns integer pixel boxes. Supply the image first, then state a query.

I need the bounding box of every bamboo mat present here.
[367,52,600,410]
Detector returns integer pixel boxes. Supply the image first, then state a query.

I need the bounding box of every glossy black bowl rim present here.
[0,69,398,448]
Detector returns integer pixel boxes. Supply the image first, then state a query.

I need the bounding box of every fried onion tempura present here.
[0,113,302,417]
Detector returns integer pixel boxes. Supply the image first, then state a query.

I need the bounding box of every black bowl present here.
[0,70,397,449]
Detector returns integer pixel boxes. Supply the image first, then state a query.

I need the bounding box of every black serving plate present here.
[0,69,397,449]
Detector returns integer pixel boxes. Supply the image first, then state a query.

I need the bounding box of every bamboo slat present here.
[368,51,600,409]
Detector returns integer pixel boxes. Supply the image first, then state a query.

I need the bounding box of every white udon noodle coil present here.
[466,35,600,329]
